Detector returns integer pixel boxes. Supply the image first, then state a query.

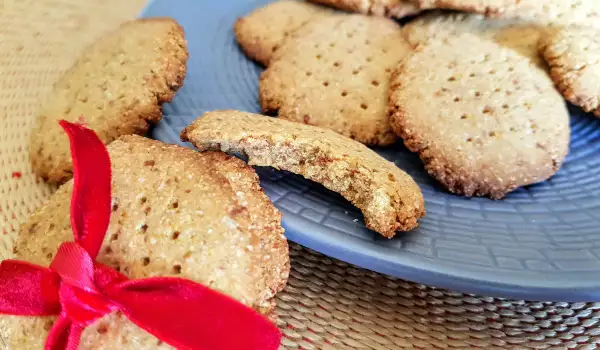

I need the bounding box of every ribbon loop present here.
[0,260,60,316]
[59,120,112,260]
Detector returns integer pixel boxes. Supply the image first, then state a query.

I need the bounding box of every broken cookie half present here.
[181,110,425,238]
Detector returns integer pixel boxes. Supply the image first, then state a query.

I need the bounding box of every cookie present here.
[260,15,410,146]
[181,110,425,238]
[307,0,420,18]
[3,136,289,349]
[411,0,533,16]
[389,33,570,199]
[539,27,600,117]
[515,1,600,28]
[29,18,188,184]
[402,12,549,67]
[234,1,333,66]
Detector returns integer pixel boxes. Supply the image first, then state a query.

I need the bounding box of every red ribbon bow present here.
[0,121,281,350]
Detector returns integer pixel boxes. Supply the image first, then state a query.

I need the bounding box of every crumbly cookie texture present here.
[3,136,289,349]
[181,110,425,238]
[539,26,600,117]
[29,18,188,184]
[234,0,333,66]
[260,14,410,146]
[389,33,570,199]
[402,12,550,67]
[307,0,420,18]
[410,0,535,16]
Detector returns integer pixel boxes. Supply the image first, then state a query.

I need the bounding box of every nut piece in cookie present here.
[539,26,600,117]
[29,18,188,184]
[402,12,550,67]
[181,110,425,238]
[260,15,410,146]
[389,33,570,199]
[234,0,334,66]
[4,136,289,348]
[307,0,420,18]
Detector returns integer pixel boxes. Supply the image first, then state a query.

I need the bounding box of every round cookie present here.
[307,0,420,18]
[234,1,334,66]
[260,14,411,146]
[2,136,289,348]
[29,18,188,184]
[402,12,550,67]
[389,33,570,199]
[412,0,534,16]
[539,26,600,117]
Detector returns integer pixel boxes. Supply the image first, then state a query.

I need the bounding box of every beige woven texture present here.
[1,1,600,349]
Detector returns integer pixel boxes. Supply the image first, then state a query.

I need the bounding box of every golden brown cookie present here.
[307,0,420,18]
[515,0,600,28]
[539,26,600,116]
[260,14,410,146]
[234,1,334,66]
[402,12,549,67]
[181,110,425,238]
[3,136,289,349]
[389,33,570,199]
[29,18,188,184]
[411,0,534,16]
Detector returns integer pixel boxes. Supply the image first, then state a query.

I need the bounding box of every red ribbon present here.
[0,121,281,350]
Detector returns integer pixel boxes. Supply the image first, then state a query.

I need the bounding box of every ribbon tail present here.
[0,260,60,316]
[66,323,83,350]
[59,120,112,259]
[104,277,281,350]
[45,314,82,350]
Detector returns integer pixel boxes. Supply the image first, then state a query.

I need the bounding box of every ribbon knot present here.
[50,242,119,327]
[0,121,281,350]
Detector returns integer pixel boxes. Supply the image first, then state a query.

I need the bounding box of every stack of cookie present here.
[235,0,600,199]
[15,17,295,349]
[5,135,291,348]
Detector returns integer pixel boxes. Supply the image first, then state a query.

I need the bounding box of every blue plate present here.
[141,0,600,301]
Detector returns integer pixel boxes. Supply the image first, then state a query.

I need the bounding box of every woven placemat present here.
[1,1,599,349]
